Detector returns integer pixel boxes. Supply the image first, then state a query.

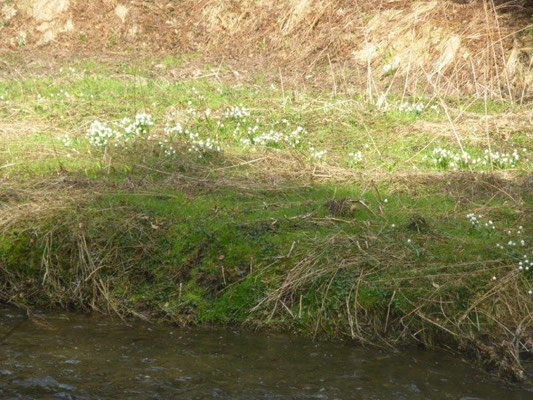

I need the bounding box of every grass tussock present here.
[0,59,532,381]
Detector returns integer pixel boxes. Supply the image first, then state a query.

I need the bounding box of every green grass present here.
[1,59,531,177]
[1,58,532,380]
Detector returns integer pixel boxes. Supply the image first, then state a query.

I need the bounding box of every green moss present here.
[201,275,266,323]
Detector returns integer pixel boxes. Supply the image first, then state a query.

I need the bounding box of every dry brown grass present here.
[412,108,533,144]
[250,231,532,380]
[2,0,533,98]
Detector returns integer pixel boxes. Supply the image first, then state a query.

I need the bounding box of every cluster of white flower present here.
[223,105,250,121]
[347,151,363,167]
[506,226,527,247]
[513,227,531,294]
[59,67,77,74]
[61,135,73,148]
[157,138,177,157]
[163,146,177,157]
[232,122,257,138]
[518,255,532,272]
[399,102,424,114]
[221,106,258,138]
[428,147,525,170]
[491,222,531,294]
[396,101,440,114]
[495,240,524,250]
[516,250,532,295]
[185,101,198,118]
[466,213,479,226]
[310,146,327,162]
[163,121,184,136]
[428,148,472,170]
[466,213,478,225]
[162,107,309,158]
[187,134,221,156]
[220,105,319,155]
[240,126,305,150]
[286,126,305,146]
[75,103,326,163]
[466,213,495,230]
[374,95,440,114]
[190,87,205,101]
[86,120,119,148]
[34,89,95,104]
[185,102,214,121]
[240,130,278,147]
[484,149,520,169]
[119,113,154,139]
[49,89,73,99]
[83,113,154,149]
[162,120,222,157]
[238,125,260,140]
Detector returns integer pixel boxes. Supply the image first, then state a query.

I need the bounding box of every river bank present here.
[0,55,532,381]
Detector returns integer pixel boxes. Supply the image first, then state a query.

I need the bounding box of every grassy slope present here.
[0,57,532,379]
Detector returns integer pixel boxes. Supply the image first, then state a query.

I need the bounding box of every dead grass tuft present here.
[252,232,532,380]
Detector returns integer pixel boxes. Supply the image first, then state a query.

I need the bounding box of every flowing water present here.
[0,304,531,399]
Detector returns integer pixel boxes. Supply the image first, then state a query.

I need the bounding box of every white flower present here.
[310,147,327,161]
[224,104,250,120]
[348,151,363,166]
[61,135,73,147]
[86,120,119,148]
[165,121,183,136]
[383,64,393,73]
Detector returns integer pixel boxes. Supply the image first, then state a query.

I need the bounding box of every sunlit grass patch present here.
[1,62,532,176]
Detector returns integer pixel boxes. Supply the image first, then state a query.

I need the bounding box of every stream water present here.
[1,304,531,399]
